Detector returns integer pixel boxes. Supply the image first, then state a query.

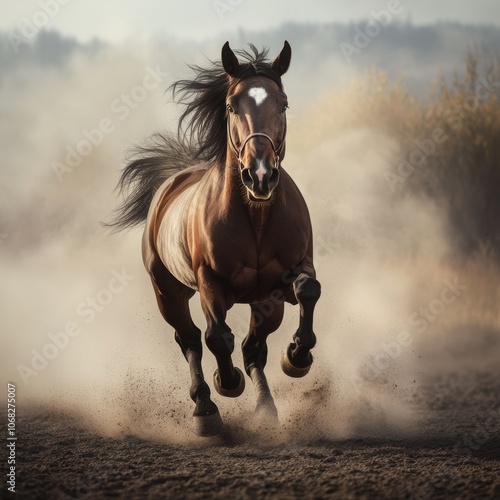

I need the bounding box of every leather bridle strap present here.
[227,118,286,170]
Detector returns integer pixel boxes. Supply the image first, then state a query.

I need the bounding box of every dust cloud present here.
[1,38,498,445]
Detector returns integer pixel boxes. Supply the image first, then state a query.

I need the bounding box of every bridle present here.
[227,116,287,171]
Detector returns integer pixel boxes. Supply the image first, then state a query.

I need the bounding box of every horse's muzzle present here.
[241,165,280,201]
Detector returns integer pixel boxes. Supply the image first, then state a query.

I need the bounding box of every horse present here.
[110,41,321,436]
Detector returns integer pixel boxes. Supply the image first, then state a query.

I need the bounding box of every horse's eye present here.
[227,104,235,113]
[281,104,289,113]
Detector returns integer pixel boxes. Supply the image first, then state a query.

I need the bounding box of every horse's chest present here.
[222,249,296,296]
[211,216,305,295]
[223,256,293,303]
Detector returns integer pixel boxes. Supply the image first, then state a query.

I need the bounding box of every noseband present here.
[227,118,286,170]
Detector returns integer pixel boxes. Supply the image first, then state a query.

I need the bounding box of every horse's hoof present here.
[193,410,223,437]
[253,401,281,436]
[281,344,312,378]
[213,367,245,398]
[256,402,279,422]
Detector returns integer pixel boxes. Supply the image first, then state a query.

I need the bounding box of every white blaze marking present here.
[255,160,267,188]
[248,87,268,106]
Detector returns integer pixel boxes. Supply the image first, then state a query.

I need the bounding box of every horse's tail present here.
[106,133,197,231]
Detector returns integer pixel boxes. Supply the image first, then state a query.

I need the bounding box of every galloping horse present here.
[111,41,321,436]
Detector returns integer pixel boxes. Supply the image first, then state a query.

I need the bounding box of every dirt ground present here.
[5,361,500,500]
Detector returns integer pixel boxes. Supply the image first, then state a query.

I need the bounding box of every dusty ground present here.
[5,362,500,500]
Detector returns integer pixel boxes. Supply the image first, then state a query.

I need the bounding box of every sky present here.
[2,0,500,43]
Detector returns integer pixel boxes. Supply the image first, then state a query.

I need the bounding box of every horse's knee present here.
[175,331,202,359]
[242,335,269,374]
[205,324,235,356]
[293,274,321,303]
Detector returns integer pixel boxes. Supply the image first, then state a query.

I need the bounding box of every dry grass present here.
[295,50,500,257]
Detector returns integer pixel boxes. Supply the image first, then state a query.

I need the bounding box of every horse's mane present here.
[107,44,283,230]
[173,44,284,163]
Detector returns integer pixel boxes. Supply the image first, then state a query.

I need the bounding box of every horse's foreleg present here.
[184,348,223,436]
[282,269,321,378]
[198,267,245,398]
[242,300,284,422]
[151,275,222,436]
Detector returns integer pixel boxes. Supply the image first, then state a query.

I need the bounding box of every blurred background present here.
[1,1,499,440]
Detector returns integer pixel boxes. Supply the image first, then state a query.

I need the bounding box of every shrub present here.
[298,50,500,257]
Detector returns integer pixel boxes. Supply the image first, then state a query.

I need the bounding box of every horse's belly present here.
[156,184,198,290]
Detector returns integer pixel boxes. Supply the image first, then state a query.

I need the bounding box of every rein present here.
[227,118,286,170]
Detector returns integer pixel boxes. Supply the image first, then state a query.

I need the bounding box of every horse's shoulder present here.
[149,162,211,229]
[166,162,211,188]
[157,162,210,199]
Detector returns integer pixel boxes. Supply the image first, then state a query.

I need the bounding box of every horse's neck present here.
[246,203,271,245]
[219,160,274,242]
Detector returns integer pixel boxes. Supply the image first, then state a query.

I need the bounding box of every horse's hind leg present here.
[242,300,284,423]
[150,267,222,436]
[282,271,321,377]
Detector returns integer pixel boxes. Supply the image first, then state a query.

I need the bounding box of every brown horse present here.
[111,41,321,436]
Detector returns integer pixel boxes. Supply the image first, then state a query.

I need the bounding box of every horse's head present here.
[222,41,291,202]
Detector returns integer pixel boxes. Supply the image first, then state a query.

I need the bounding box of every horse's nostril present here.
[241,168,253,187]
[269,167,280,187]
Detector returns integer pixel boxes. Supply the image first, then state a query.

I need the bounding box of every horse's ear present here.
[272,41,291,76]
[221,41,239,77]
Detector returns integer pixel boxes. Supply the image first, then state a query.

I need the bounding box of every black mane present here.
[107,44,282,230]
[172,44,284,163]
